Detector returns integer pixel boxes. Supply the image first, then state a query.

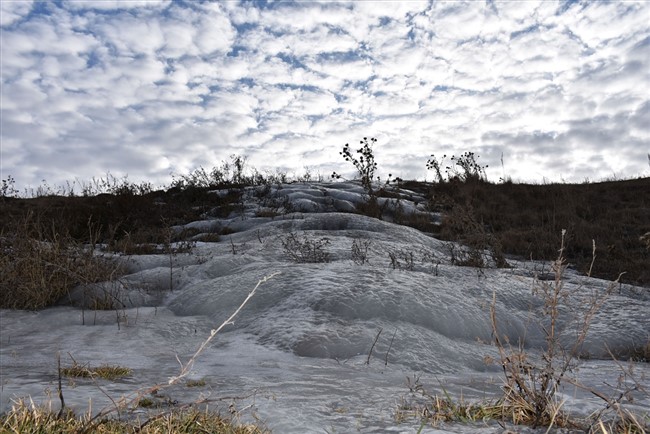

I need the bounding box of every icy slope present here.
[1,181,648,433]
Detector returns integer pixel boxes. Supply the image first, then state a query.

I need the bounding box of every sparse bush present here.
[20,173,155,198]
[489,231,622,428]
[409,233,648,431]
[170,155,252,190]
[425,154,446,183]
[441,203,508,268]
[295,166,324,183]
[419,249,440,276]
[170,165,219,189]
[426,151,488,183]
[445,242,485,268]
[388,249,415,271]
[170,154,284,191]
[331,137,406,220]
[332,137,378,196]
[1,175,18,199]
[281,232,330,263]
[351,238,371,265]
[229,154,248,185]
[100,174,153,196]
[354,195,383,219]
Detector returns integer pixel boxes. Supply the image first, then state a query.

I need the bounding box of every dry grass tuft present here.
[60,361,132,381]
[0,399,267,433]
[185,378,207,388]
[399,376,556,428]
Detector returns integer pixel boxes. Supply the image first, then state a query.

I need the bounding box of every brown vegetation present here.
[0,400,266,434]
[402,177,650,286]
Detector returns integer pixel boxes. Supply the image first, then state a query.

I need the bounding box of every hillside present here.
[2,176,649,302]
[1,179,649,432]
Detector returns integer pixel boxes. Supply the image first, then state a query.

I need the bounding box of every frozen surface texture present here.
[1,182,649,433]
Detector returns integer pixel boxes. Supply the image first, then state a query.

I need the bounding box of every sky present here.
[1,0,649,192]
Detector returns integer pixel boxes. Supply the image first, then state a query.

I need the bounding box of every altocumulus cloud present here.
[1,0,649,191]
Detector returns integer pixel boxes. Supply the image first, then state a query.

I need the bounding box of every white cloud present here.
[309,58,374,84]
[287,90,338,117]
[63,0,170,11]
[93,14,165,56]
[194,9,236,56]
[1,1,649,190]
[559,1,648,48]
[0,0,33,26]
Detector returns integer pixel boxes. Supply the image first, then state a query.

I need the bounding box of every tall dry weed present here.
[489,230,621,428]
[0,211,123,309]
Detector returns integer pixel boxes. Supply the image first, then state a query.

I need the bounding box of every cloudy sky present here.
[1,0,649,192]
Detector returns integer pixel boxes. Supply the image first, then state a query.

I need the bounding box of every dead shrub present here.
[441,203,508,268]
[388,249,415,271]
[351,238,371,265]
[0,212,124,310]
[489,231,624,428]
[281,232,331,263]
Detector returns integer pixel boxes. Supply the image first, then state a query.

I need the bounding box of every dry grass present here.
[595,415,649,434]
[4,174,647,286]
[60,361,132,381]
[0,399,266,434]
[438,202,508,268]
[185,378,207,388]
[398,375,572,429]
[2,169,648,431]
[0,212,125,310]
[399,377,513,425]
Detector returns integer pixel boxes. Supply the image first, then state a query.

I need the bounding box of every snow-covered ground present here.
[1,182,649,433]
